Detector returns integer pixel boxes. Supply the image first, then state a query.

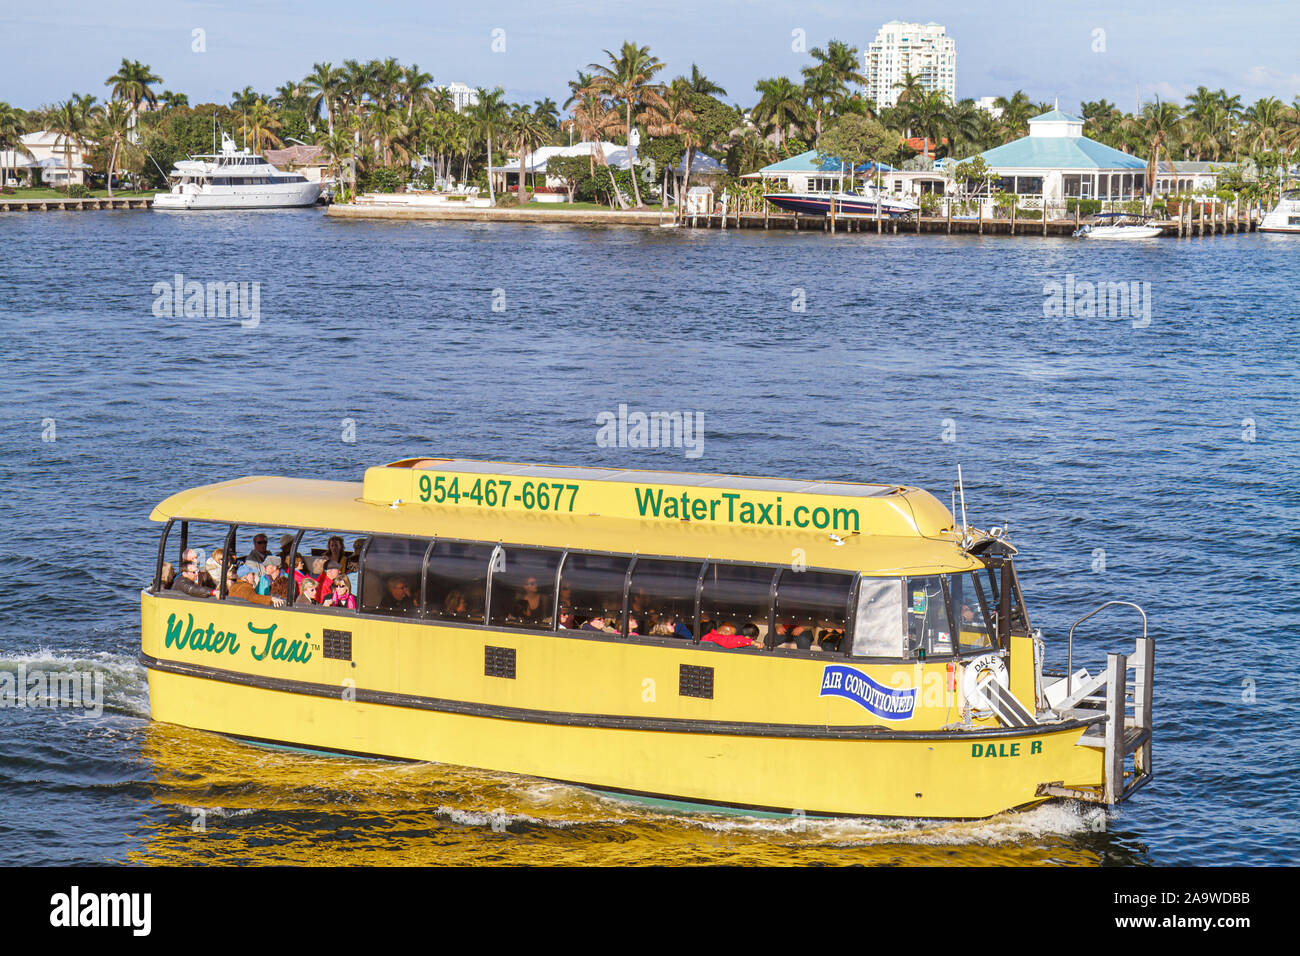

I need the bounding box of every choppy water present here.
[1,209,1297,865]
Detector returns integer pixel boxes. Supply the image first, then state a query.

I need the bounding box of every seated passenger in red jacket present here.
[701,621,759,649]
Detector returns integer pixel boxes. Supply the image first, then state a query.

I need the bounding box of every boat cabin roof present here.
[151,457,984,575]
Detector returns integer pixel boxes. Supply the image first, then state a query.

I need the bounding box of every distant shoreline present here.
[326,203,669,226]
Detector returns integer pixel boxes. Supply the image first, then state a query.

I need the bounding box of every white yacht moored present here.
[152,133,321,210]
[1259,190,1300,233]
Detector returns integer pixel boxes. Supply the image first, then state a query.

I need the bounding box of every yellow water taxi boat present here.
[140,457,1153,818]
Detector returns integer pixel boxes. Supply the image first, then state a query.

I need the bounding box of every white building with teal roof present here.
[977,109,1148,206]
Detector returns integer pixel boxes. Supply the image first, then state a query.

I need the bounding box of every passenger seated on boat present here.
[228,564,284,607]
[202,549,226,588]
[258,556,283,595]
[702,622,759,649]
[172,561,212,598]
[774,619,814,650]
[277,534,296,570]
[291,554,309,583]
[379,576,416,614]
[352,538,366,565]
[316,560,342,599]
[518,576,546,619]
[443,590,469,618]
[581,615,617,633]
[320,536,354,575]
[296,578,318,605]
[270,574,289,601]
[246,534,271,566]
[322,575,356,610]
[817,629,843,652]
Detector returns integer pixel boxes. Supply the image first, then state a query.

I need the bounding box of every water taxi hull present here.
[141,592,1109,819]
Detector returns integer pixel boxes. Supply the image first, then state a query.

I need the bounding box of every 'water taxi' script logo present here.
[165,613,312,664]
[819,665,916,720]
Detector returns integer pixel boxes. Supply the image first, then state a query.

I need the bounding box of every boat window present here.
[852,578,904,656]
[295,530,362,607]
[424,540,494,624]
[950,571,995,653]
[559,553,632,633]
[626,558,702,639]
[700,563,777,644]
[487,547,562,631]
[159,520,232,598]
[905,575,953,657]
[773,569,854,652]
[222,526,299,605]
[981,562,1030,641]
[360,536,425,618]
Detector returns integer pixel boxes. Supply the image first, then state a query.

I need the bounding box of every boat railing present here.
[1042,601,1153,804]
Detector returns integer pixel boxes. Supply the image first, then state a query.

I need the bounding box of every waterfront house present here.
[975,109,1148,206]
[1152,159,1238,196]
[264,144,330,184]
[12,131,91,186]
[491,141,631,194]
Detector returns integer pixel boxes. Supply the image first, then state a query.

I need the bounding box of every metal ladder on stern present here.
[1039,602,1154,805]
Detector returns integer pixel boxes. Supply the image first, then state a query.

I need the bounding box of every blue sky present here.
[3,1,1298,111]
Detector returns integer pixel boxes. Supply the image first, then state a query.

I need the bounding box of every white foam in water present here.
[664,800,1108,845]
[0,648,150,719]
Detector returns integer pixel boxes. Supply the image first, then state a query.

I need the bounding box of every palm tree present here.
[752,77,807,148]
[245,99,284,154]
[801,65,841,145]
[892,72,926,107]
[533,97,560,130]
[158,90,189,110]
[49,98,91,189]
[95,100,133,196]
[304,62,344,135]
[322,127,356,200]
[1243,97,1285,152]
[507,106,550,203]
[105,59,161,116]
[1139,98,1184,200]
[373,57,405,109]
[562,80,628,205]
[403,64,435,120]
[682,64,726,98]
[645,79,698,206]
[898,89,951,157]
[469,87,509,204]
[810,40,866,102]
[586,41,667,207]
[0,101,32,189]
[994,90,1035,139]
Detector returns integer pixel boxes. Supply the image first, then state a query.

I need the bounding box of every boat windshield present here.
[853,568,1018,659]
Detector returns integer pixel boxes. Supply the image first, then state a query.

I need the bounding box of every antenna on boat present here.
[956,464,970,544]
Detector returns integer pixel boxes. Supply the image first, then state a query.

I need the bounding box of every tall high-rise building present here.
[864,21,957,109]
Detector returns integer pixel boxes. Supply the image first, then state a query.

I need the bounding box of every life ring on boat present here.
[962,653,1008,719]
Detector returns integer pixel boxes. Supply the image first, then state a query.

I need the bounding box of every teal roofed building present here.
[977,109,1149,206]
[749,150,895,192]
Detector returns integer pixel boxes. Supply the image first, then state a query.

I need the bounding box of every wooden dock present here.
[0,196,153,212]
[678,202,1262,238]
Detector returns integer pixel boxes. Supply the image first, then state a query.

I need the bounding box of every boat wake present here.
[0,648,149,718]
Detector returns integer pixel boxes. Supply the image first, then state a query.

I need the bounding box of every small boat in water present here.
[1074,213,1163,240]
[1259,189,1300,233]
[140,457,1154,819]
[153,133,320,210]
[765,189,920,218]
